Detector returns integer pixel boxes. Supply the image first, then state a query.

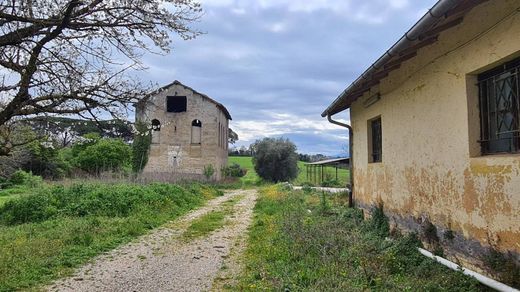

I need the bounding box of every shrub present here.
[20,140,69,179]
[203,164,215,180]
[223,163,247,178]
[367,203,390,238]
[9,170,42,187]
[252,137,298,182]
[74,138,131,174]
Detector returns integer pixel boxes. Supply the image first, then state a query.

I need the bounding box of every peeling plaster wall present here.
[136,84,229,181]
[350,0,520,267]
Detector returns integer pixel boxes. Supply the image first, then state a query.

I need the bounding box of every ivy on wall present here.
[132,122,152,172]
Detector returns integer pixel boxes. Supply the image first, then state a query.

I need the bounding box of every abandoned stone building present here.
[135,80,231,181]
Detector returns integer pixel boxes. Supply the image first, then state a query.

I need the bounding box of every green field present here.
[228,156,349,186]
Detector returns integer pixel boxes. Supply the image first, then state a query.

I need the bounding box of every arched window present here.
[151,119,161,144]
[151,119,161,131]
[191,119,202,144]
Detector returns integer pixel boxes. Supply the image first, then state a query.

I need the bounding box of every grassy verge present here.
[0,182,222,291]
[236,185,483,291]
[183,195,244,240]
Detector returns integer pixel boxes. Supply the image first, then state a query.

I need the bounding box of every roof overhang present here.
[322,0,489,117]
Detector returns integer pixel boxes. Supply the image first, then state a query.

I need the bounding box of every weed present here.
[444,229,455,241]
[203,164,215,180]
[482,248,520,288]
[318,192,330,215]
[422,219,440,244]
[234,187,481,291]
[368,202,390,238]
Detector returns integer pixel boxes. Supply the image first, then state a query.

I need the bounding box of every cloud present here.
[140,0,437,155]
[231,111,349,141]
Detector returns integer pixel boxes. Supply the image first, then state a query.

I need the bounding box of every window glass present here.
[371,118,382,163]
[478,58,520,154]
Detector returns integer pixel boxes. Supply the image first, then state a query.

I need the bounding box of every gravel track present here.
[47,189,257,292]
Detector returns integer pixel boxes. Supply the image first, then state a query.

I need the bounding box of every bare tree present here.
[0,0,202,154]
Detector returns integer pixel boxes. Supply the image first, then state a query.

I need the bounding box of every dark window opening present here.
[191,119,202,144]
[371,117,382,163]
[151,119,161,131]
[192,119,202,127]
[478,57,520,154]
[166,96,187,113]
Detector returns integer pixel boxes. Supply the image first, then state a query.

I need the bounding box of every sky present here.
[142,0,438,156]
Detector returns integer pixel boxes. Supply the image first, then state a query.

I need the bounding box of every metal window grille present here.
[478,58,520,154]
[371,117,382,162]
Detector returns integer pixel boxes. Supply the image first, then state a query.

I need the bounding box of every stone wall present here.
[136,83,229,181]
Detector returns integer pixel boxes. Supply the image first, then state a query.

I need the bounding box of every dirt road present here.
[47,189,257,292]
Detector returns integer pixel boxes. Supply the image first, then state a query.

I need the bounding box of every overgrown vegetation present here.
[73,135,131,174]
[483,247,520,288]
[222,163,247,178]
[235,185,483,291]
[0,182,222,291]
[132,122,152,172]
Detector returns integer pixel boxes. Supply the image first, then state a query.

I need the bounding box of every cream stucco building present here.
[323,0,520,275]
[136,81,231,181]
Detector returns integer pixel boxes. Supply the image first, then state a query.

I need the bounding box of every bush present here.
[223,163,247,178]
[252,137,298,182]
[9,170,42,188]
[20,140,70,179]
[74,138,131,174]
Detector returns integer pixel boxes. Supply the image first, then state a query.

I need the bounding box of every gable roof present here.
[322,0,489,117]
[137,80,232,120]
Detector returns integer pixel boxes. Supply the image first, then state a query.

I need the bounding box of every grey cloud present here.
[139,0,436,154]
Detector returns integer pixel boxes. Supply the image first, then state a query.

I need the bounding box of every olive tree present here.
[0,0,202,155]
[252,137,298,182]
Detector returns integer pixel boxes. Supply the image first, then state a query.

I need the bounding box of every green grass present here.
[0,182,222,291]
[228,156,262,187]
[183,195,244,240]
[228,156,349,187]
[294,161,350,187]
[235,185,484,291]
[183,210,227,239]
[0,186,34,207]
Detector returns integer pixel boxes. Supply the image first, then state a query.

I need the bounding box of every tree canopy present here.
[0,0,202,154]
[252,137,299,182]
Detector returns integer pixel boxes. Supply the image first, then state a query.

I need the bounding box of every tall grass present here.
[0,182,222,291]
[236,186,483,291]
